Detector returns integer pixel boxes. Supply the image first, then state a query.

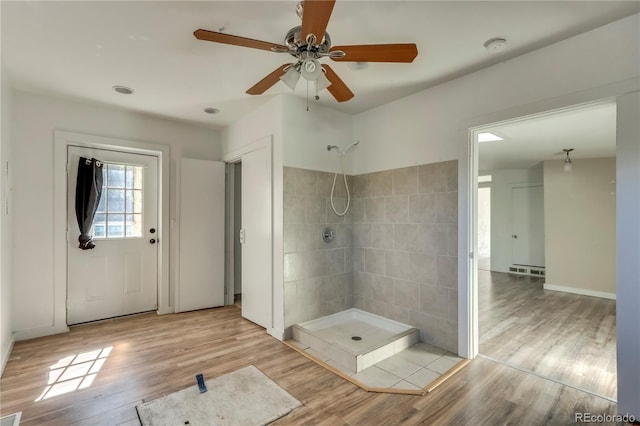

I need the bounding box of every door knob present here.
[150,238,156,244]
[150,228,156,234]
[512,234,518,239]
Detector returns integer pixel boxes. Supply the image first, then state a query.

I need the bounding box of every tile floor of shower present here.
[287,311,464,392]
[289,339,463,391]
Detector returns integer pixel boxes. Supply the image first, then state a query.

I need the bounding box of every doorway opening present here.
[223,137,273,331]
[477,181,491,271]
[226,162,242,308]
[471,100,618,401]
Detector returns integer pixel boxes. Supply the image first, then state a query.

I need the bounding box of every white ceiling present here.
[2,1,639,129]
[478,101,617,170]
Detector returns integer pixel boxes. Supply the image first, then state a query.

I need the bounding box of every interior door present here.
[241,146,271,328]
[512,185,545,267]
[67,146,158,324]
[177,158,225,312]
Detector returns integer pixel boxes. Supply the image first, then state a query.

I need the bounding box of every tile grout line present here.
[478,354,617,403]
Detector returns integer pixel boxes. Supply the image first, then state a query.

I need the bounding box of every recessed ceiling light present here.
[204,107,220,115]
[477,132,504,142]
[484,37,507,53]
[113,85,134,95]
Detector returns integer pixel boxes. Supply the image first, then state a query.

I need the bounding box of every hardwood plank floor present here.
[1,306,618,425]
[479,270,617,400]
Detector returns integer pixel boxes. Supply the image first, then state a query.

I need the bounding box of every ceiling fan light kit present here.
[279,66,301,90]
[193,0,418,104]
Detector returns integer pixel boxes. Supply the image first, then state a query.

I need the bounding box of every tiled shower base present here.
[287,309,468,394]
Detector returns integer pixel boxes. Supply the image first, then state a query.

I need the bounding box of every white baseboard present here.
[14,324,70,341]
[543,283,616,300]
[1,333,15,377]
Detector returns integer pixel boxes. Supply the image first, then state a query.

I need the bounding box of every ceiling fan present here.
[193,0,418,103]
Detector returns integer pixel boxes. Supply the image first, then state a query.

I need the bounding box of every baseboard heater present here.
[509,264,545,277]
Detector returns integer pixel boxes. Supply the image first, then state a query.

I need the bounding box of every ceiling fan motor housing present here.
[284,26,331,56]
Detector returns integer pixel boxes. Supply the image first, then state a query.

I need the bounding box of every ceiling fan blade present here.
[330,44,418,63]
[322,65,354,102]
[246,64,292,95]
[194,29,288,52]
[301,0,336,45]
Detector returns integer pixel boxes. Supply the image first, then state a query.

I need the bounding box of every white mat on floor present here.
[136,365,301,426]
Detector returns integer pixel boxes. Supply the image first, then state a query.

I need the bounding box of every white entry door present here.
[512,185,545,267]
[67,146,159,324]
[241,145,272,328]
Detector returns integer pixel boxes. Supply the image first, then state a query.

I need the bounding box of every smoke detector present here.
[113,85,135,95]
[484,37,507,53]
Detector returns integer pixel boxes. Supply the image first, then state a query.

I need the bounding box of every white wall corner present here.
[615,90,640,419]
[1,332,15,376]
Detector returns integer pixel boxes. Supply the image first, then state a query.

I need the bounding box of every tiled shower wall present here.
[283,161,458,353]
[283,167,353,329]
[351,161,459,352]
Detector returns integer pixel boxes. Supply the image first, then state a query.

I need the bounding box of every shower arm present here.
[327,140,360,157]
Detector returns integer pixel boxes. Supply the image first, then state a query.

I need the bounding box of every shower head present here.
[328,141,359,157]
[343,140,360,156]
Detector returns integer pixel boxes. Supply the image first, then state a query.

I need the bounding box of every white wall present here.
[1,69,14,374]
[221,95,285,339]
[221,94,354,339]
[221,96,283,157]
[543,158,616,298]
[282,96,354,173]
[11,90,220,339]
[616,91,640,419]
[353,14,640,175]
[352,13,638,360]
[482,168,543,273]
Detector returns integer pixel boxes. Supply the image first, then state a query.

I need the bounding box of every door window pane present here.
[91,163,145,239]
[107,165,125,188]
[96,193,106,213]
[133,190,142,213]
[107,189,125,213]
[126,214,142,237]
[107,214,125,238]
[126,166,143,189]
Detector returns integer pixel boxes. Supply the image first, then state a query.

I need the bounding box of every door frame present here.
[54,131,170,330]
[465,101,614,358]
[224,161,238,307]
[509,183,544,267]
[223,135,280,337]
[459,77,637,359]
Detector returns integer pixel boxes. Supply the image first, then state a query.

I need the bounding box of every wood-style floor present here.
[479,270,617,400]
[1,305,618,425]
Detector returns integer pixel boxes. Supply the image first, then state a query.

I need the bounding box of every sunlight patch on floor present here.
[35,346,112,402]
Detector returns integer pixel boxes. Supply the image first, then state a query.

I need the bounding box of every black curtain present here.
[75,157,104,250]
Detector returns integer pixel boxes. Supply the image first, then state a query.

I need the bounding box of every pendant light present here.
[563,148,574,172]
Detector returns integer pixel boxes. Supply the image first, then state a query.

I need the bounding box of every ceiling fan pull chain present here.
[306,80,310,111]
